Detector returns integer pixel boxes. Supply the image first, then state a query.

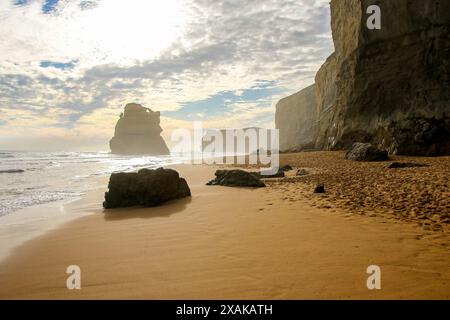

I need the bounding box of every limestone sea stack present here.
[110,103,170,155]
[276,0,450,156]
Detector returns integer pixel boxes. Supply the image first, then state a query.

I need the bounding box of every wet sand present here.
[0,157,449,299]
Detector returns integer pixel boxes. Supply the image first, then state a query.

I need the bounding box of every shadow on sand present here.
[102,197,192,221]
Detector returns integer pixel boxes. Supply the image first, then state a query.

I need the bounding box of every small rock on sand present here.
[314,183,325,194]
[388,162,429,169]
[207,170,266,188]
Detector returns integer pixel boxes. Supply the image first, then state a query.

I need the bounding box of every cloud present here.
[0,0,334,151]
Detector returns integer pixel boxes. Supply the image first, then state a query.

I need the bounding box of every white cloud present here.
[0,0,334,151]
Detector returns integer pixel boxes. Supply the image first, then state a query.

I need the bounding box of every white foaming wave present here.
[0,190,83,217]
[0,151,180,217]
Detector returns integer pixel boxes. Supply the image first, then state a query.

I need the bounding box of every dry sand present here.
[0,156,449,299]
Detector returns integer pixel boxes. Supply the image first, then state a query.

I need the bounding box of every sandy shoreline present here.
[0,158,449,299]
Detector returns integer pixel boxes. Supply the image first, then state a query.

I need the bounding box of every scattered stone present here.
[314,183,325,193]
[388,116,450,156]
[296,169,309,176]
[207,170,266,188]
[345,143,389,162]
[103,167,191,209]
[388,162,429,169]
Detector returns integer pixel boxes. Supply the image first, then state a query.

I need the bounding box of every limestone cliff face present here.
[275,84,318,152]
[276,0,450,156]
[314,53,338,149]
[110,103,170,155]
[322,0,450,155]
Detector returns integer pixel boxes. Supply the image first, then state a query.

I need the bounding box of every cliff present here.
[276,0,450,156]
[275,84,318,152]
[109,103,170,155]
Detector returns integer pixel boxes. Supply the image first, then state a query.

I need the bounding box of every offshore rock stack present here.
[110,103,170,155]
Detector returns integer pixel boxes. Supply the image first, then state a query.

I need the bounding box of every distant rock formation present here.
[275,0,450,156]
[110,103,170,155]
[275,84,318,152]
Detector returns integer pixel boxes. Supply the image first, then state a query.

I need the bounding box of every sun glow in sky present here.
[0,0,334,151]
[2,0,188,66]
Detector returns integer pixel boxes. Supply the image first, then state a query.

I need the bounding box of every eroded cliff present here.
[276,0,450,156]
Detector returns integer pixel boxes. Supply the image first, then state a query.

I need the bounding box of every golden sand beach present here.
[0,152,449,299]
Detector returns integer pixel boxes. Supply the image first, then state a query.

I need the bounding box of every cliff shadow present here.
[102,197,192,221]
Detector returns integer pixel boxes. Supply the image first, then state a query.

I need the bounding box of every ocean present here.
[0,151,180,217]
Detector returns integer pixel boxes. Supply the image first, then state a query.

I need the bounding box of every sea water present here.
[0,151,181,260]
[0,151,180,217]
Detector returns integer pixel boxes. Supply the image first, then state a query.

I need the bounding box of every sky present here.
[0,0,334,151]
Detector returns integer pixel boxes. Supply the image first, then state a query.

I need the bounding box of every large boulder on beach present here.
[206,170,265,188]
[346,143,389,162]
[103,168,191,209]
[109,103,170,155]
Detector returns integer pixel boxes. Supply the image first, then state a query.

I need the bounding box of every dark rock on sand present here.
[207,170,265,188]
[346,143,389,162]
[388,162,429,169]
[314,183,325,194]
[103,167,191,209]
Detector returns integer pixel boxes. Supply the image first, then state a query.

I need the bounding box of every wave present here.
[0,153,15,158]
[0,169,24,174]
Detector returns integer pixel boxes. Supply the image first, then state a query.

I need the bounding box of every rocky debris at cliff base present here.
[388,162,429,169]
[345,143,389,162]
[386,117,450,156]
[207,170,266,188]
[103,168,191,209]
